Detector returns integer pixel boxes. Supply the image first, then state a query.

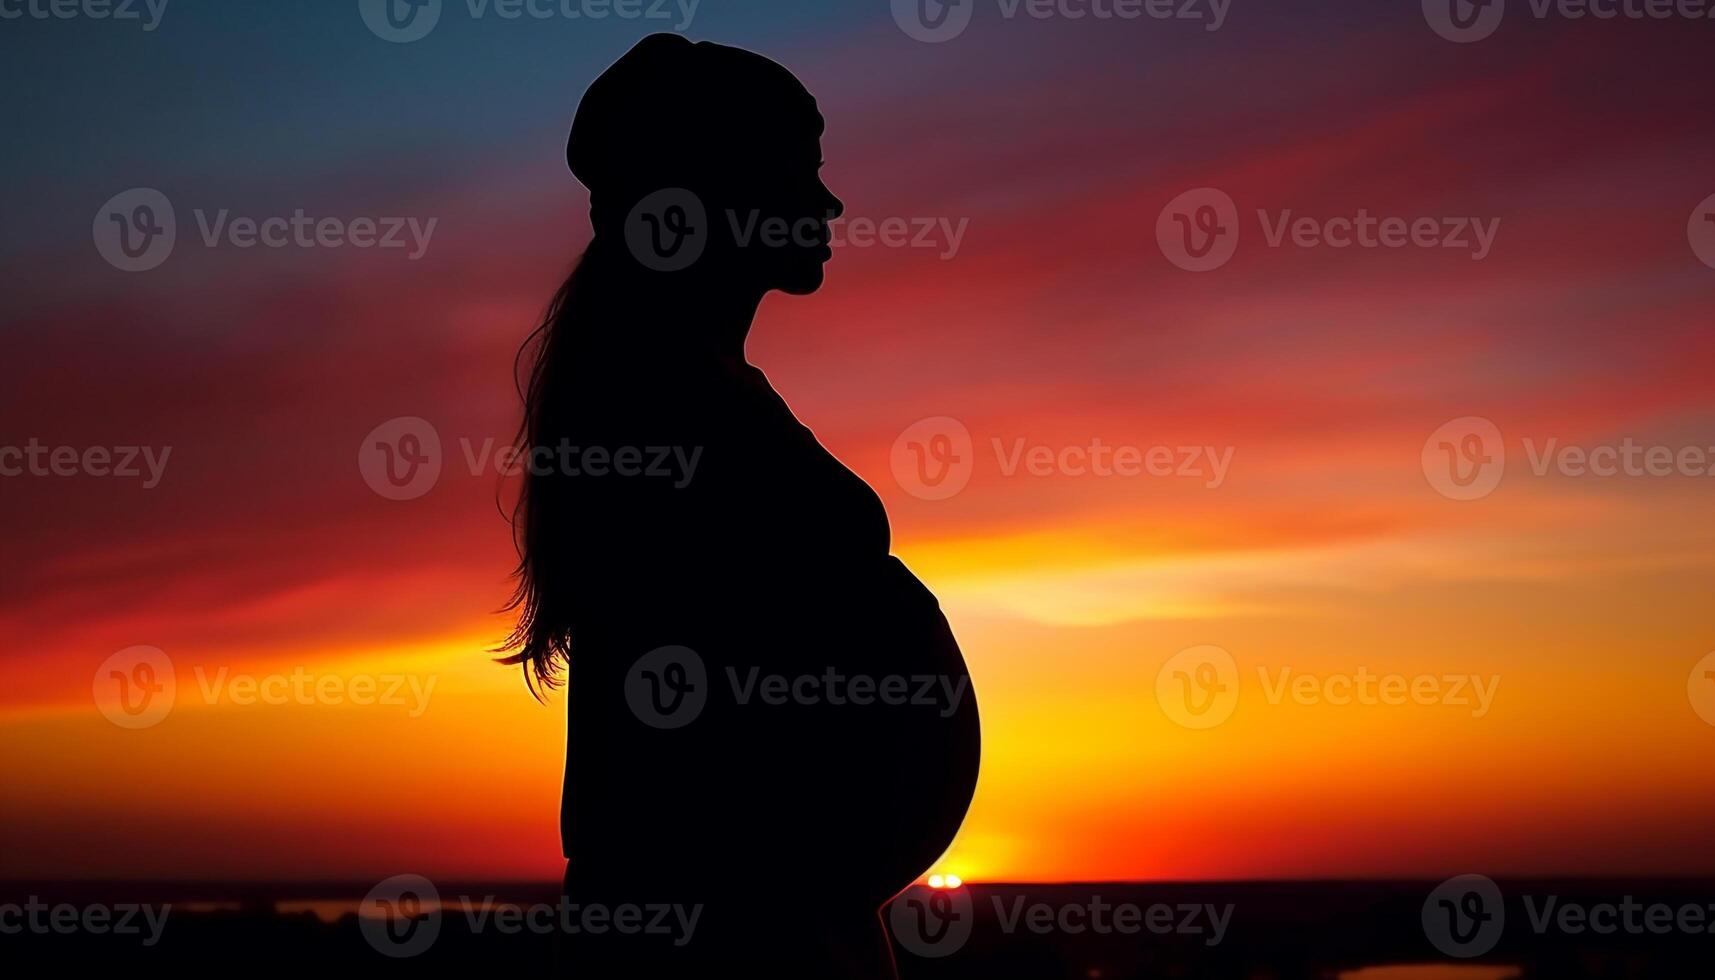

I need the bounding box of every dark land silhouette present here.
[4,879,1713,977]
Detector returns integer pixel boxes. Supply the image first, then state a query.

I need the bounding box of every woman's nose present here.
[824,189,845,221]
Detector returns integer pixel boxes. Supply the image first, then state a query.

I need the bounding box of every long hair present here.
[497,244,606,697]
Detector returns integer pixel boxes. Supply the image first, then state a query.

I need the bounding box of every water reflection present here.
[1339,966,1522,980]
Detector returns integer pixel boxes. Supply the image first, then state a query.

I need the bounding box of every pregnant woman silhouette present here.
[502,35,981,978]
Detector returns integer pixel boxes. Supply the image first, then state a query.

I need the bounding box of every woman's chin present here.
[776,263,828,295]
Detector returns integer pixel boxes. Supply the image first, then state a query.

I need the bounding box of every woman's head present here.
[566,34,844,296]
[502,37,841,693]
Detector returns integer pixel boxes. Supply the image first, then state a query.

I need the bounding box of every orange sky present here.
[3,13,1715,883]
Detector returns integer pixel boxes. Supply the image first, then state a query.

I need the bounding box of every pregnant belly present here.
[798,557,981,904]
[563,557,979,908]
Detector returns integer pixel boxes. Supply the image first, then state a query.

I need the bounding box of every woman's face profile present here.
[719,109,844,297]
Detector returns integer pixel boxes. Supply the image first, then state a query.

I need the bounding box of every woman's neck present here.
[630,281,765,361]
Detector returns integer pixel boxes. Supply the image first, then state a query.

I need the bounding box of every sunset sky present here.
[3,2,1714,884]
